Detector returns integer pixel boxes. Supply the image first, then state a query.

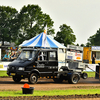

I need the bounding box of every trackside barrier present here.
[0,61,12,71]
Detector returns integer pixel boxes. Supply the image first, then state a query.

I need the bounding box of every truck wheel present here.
[28,73,38,84]
[81,72,88,79]
[13,76,21,83]
[68,73,80,84]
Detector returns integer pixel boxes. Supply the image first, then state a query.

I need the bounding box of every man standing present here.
[92,54,96,64]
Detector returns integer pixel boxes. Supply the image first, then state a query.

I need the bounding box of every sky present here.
[1,0,100,45]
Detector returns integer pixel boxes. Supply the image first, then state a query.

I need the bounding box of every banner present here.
[85,64,98,72]
[0,61,11,71]
[66,51,83,61]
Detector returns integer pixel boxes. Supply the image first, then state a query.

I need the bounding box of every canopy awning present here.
[19,32,66,48]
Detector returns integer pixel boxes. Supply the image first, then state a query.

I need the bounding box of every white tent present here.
[19,32,66,48]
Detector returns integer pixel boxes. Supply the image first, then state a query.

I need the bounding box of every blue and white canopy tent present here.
[19,32,66,49]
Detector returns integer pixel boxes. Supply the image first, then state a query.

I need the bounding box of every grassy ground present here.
[0,71,8,76]
[0,89,100,97]
[0,71,97,97]
[0,71,96,77]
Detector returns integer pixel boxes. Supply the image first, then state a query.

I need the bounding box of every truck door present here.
[46,51,58,76]
[36,51,58,77]
[36,51,49,76]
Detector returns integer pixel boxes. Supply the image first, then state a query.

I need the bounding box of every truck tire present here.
[68,73,80,84]
[13,76,21,83]
[81,72,88,79]
[28,73,38,84]
[53,78,63,83]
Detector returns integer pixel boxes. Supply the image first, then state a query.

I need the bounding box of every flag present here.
[44,25,47,34]
[42,25,47,47]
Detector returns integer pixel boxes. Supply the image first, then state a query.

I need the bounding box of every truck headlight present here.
[18,67,24,71]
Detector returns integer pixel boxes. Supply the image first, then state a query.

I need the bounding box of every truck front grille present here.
[68,62,78,69]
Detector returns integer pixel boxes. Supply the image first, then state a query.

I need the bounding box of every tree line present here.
[0,4,99,47]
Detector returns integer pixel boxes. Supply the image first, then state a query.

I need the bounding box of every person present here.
[13,51,17,59]
[92,54,96,64]
[10,51,15,60]
[38,52,41,60]
[38,52,44,60]
[3,52,10,61]
[10,51,17,61]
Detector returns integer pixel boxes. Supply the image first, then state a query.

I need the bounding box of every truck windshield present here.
[17,50,36,60]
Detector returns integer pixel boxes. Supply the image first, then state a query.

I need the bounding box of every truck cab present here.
[7,48,58,84]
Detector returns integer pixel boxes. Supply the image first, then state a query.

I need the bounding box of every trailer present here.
[57,45,88,84]
[7,45,88,84]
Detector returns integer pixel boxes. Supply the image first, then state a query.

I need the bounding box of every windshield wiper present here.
[23,58,32,61]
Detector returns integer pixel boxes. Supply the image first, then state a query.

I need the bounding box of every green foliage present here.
[76,43,79,46]
[54,24,76,46]
[0,6,19,45]
[87,28,100,46]
[80,44,85,47]
[86,42,91,47]
[0,5,55,46]
[16,4,54,45]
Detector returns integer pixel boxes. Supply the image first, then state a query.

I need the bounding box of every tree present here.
[76,44,79,46]
[16,4,54,45]
[87,28,100,46]
[86,42,91,47]
[0,6,18,45]
[80,44,85,47]
[54,24,76,46]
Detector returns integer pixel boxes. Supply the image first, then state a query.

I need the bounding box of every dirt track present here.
[0,77,100,90]
[1,77,100,100]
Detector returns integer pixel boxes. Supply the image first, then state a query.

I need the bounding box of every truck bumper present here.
[7,70,30,78]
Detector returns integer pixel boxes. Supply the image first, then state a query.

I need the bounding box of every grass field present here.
[0,71,8,76]
[0,71,97,97]
[0,89,100,97]
[0,71,96,77]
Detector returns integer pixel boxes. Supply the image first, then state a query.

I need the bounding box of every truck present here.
[7,45,88,84]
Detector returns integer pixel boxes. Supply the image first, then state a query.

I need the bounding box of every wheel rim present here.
[83,73,87,79]
[31,75,37,83]
[73,75,79,83]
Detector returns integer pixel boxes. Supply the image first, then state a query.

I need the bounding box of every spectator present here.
[13,51,17,59]
[10,52,14,60]
[10,51,17,61]
[3,52,10,61]
[92,54,96,64]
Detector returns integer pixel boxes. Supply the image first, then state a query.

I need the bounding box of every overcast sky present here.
[1,0,100,45]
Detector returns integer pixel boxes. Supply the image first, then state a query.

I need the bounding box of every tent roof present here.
[19,32,66,48]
